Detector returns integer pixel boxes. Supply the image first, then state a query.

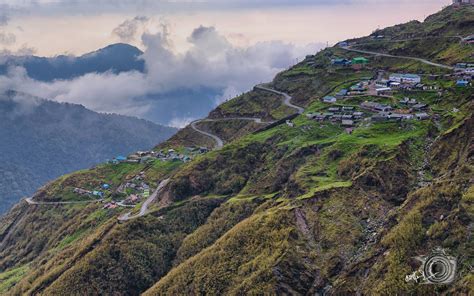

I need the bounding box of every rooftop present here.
[390,73,421,79]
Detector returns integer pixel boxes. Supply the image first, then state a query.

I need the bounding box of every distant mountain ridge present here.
[0,43,220,126]
[0,43,145,81]
[0,91,176,213]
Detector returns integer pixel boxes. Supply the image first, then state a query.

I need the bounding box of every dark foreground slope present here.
[0,5,472,295]
[0,92,176,213]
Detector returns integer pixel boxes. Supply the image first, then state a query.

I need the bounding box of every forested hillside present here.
[0,91,176,213]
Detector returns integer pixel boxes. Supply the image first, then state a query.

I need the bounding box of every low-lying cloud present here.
[0,24,323,127]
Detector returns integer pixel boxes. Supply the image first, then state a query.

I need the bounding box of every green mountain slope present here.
[0,91,177,214]
[0,5,473,295]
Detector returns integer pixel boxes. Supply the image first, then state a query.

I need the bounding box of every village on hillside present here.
[108,146,209,166]
[69,146,210,210]
[299,37,473,132]
[305,70,437,131]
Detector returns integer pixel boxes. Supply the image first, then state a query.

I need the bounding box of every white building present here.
[389,73,421,84]
[376,87,392,95]
[464,68,474,74]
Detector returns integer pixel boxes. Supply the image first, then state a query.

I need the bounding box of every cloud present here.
[0,66,150,116]
[168,116,195,128]
[112,16,150,43]
[0,31,16,45]
[0,7,16,48]
[0,25,324,127]
[0,44,37,57]
[0,91,43,119]
[141,24,322,95]
[15,44,37,55]
[0,12,8,26]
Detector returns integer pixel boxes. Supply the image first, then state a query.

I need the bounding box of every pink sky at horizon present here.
[2,0,451,57]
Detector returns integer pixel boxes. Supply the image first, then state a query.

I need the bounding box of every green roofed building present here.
[352,57,369,64]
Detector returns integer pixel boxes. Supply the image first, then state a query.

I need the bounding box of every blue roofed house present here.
[322,96,337,103]
[116,156,127,162]
[350,82,367,93]
[336,89,348,99]
[102,184,111,190]
[456,80,469,87]
[92,191,104,198]
[331,58,351,66]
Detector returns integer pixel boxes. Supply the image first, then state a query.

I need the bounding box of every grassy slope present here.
[350,5,474,64]
[0,5,473,295]
[210,90,295,120]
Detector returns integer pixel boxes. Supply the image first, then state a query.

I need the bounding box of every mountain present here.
[0,43,145,81]
[0,43,224,127]
[0,91,176,214]
[0,5,473,295]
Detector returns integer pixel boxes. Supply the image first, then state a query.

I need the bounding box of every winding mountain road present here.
[118,179,169,222]
[25,197,103,205]
[190,86,303,148]
[341,46,454,70]
[255,85,305,114]
[190,120,226,148]
[191,117,275,148]
[353,36,464,46]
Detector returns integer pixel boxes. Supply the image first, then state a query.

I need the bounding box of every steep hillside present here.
[347,5,474,65]
[0,5,472,295]
[0,91,176,213]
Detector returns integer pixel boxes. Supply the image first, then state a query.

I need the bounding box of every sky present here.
[0,0,450,56]
[0,0,451,127]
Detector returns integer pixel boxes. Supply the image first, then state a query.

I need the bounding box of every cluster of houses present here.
[72,171,156,210]
[103,172,151,210]
[374,73,424,93]
[324,72,443,105]
[102,192,146,210]
[330,57,370,70]
[86,146,212,211]
[453,63,474,87]
[322,82,370,103]
[374,72,461,94]
[306,106,364,128]
[116,172,150,195]
[109,146,210,165]
[308,95,431,128]
[377,70,472,91]
[73,183,111,199]
[322,73,431,105]
[361,99,430,122]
